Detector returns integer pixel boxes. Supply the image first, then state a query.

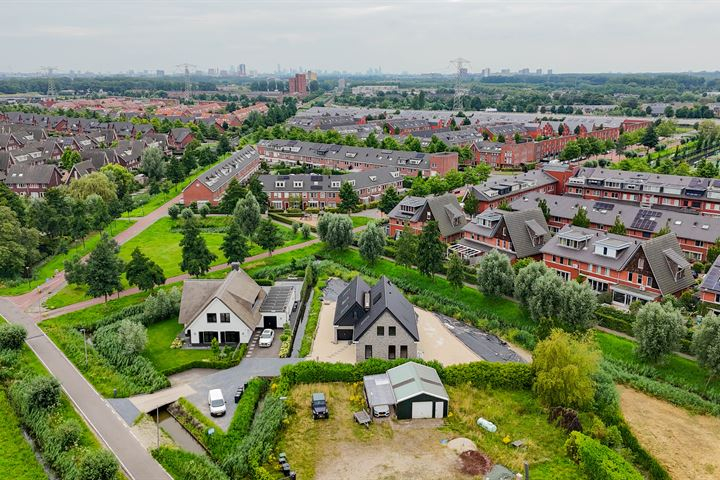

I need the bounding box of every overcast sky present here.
[2,0,718,75]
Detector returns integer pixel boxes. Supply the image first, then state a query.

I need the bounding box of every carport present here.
[363,374,396,410]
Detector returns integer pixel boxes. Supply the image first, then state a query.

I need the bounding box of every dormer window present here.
[275,181,285,188]
[293,181,303,188]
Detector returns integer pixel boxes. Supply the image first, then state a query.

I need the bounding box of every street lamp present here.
[80,328,88,367]
[25,266,30,289]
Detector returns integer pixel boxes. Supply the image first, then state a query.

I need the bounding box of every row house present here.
[541,226,694,308]
[380,118,443,135]
[511,193,720,262]
[463,166,574,213]
[470,140,537,169]
[700,258,720,312]
[0,133,22,151]
[256,139,458,177]
[182,146,260,206]
[565,167,720,215]
[260,167,403,211]
[4,164,63,197]
[66,153,112,182]
[388,193,467,242]
[449,208,550,264]
[480,123,536,142]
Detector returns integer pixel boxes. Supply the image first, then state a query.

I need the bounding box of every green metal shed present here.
[387,362,449,420]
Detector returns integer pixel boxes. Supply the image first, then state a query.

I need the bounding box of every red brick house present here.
[541,226,694,308]
[388,193,467,242]
[470,140,536,169]
[168,128,195,152]
[4,164,63,198]
[700,257,720,312]
[182,146,260,206]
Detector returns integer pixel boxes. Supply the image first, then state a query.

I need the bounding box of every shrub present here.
[549,406,582,433]
[226,378,268,447]
[14,375,61,414]
[152,446,230,480]
[76,449,119,480]
[443,362,534,390]
[0,323,27,350]
[143,287,182,324]
[566,431,643,480]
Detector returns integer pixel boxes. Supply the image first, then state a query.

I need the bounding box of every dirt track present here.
[619,386,720,479]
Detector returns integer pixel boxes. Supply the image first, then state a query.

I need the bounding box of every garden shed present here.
[387,362,448,419]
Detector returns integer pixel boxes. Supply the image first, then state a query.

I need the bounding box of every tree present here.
[446,252,465,289]
[416,221,444,277]
[707,238,720,265]
[634,301,686,363]
[0,323,27,350]
[527,271,564,321]
[233,191,261,236]
[125,247,165,291]
[180,217,217,277]
[537,198,550,220]
[168,204,181,220]
[641,124,659,150]
[560,141,582,161]
[338,181,359,213]
[69,199,91,245]
[0,206,32,278]
[463,194,478,215]
[216,134,232,155]
[254,218,283,255]
[85,233,124,302]
[166,156,185,185]
[301,223,311,240]
[221,221,250,263]
[395,225,417,268]
[358,221,386,264]
[692,312,720,382]
[117,318,147,356]
[141,146,165,182]
[318,213,353,250]
[571,207,590,228]
[67,172,117,203]
[608,215,627,235]
[219,178,246,214]
[64,254,86,286]
[654,221,672,237]
[533,330,600,409]
[248,176,268,213]
[0,183,27,225]
[199,203,210,218]
[60,148,81,170]
[379,186,401,215]
[100,164,136,199]
[76,449,118,480]
[476,249,515,297]
[559,281,598,331]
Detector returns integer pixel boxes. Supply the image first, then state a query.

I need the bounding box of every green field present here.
[0,219,135,296]
[143,316,216,374]
[0,390,47,480]
[44,216,309,309]
[350,215,373,227]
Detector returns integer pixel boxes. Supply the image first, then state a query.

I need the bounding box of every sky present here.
[1,0,718,75]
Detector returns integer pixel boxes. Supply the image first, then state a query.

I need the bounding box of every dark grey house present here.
[333,275,419,363]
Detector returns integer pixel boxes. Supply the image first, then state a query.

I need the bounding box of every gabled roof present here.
[387,362,448,403]
[178,268,266,330]
[4,163,60,185]
[388,193,467,238]
[700,257,720,295]
[189,146,259,193]
[502,209,551,258]
[642,233,694,295]
[333,275,419,342]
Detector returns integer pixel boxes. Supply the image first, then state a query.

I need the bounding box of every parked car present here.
[258,329,275,348]
[311,392,329,419]
[208,389,226,417]
[372,404,390,418]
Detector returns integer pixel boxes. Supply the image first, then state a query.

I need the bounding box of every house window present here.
[377,326,384,336]
[388,326,396,336]
[207,313,217,323]
[388,345,396,360]
[400,345,408,358]
[628,272,634,283]
[638,258,644,269]
[220,313,230,323]
[365,345,373,359]
[201,331,218,343]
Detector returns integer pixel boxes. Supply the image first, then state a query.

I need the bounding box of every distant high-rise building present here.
[238,64,247,76]
[547,69,553,75]
[501,68,510,74]
[230,65,236,74]
[307,70,318,82]
[519,68,530,75]
[338,78,346,93]
[288,73,307,94]
[156,69,165,77]
[536,68,542,75]
[481,67,491,77]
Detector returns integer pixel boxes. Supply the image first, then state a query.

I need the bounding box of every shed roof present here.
[363,374,396,407]
[387,362,448,403]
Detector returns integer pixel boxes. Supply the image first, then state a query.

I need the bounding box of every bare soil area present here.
[619,385,720,479]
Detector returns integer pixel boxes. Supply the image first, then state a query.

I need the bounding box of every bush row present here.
[160,344,247,377]
[566,432,643,480]
[152,447,230,480]
[225,378,268,449]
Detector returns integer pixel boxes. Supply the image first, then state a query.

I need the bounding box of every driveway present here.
[309,301,356,363]
[416,308,481,365]
[436,314,526,363]
[246,328,283,358]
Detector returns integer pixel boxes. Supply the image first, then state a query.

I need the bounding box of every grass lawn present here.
[142,316,215,374]
[350,216,372,227]
[0,219,135,296]
[276,382,581,480]
[0,389,47,480]
[446,384,582,478]
[45,216,309,309]
[320,248,531,330]
[596,331,720,399]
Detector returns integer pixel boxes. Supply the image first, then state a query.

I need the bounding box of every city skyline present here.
[1,0,718,75]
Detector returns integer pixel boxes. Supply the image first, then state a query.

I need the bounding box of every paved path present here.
[0,298,171,480]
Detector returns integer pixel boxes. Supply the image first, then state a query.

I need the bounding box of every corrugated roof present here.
[363,374,396,407]
[387,362,448,403]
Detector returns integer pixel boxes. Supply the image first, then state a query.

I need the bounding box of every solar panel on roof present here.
[630,209,663,231]
[593,202,615,211]
[310,175,323,181]
[310,185,322,190]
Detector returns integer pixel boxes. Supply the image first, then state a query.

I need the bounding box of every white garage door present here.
[434,401,444,418]
[411,401,433,418]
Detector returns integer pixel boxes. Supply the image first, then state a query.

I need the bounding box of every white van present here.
[208,389,226,417]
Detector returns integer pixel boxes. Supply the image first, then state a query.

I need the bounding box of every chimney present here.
[363,291,371,311]
[230,262,240,271]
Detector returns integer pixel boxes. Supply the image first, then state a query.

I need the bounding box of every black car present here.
[311,392,329,419]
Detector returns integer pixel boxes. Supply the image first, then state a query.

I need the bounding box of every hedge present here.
[566,432,643,480]
[225,378,268,448]
[160,344,247,377]
[595,310,634,337]
[152,446,230,480]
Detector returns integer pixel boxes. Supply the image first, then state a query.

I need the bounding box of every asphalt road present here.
[0,299,171,480]
[436,313,525,363]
